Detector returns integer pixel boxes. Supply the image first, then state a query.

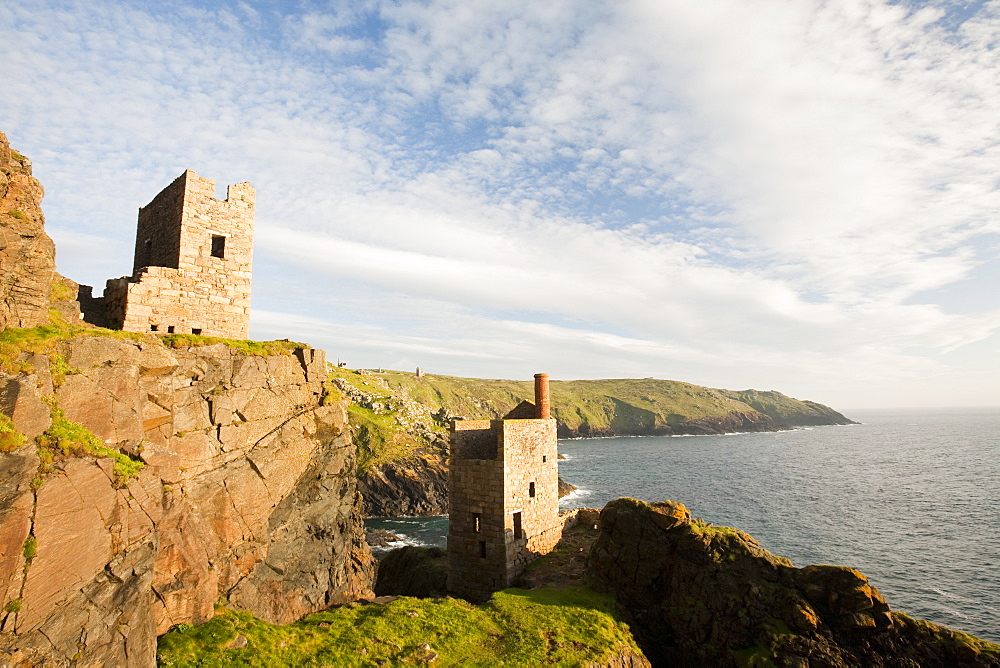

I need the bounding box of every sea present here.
[366,407,999,642]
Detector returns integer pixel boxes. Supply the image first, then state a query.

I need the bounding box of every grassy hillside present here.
[334,367,853,441]
[157,587,646,666]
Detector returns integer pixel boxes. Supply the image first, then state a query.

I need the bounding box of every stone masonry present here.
[447,374,562,600]
[80,170,254,338]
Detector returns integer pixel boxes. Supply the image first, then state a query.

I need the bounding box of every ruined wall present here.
[447,417,561,600]
[0,337,375,666]
[89,170,255,339]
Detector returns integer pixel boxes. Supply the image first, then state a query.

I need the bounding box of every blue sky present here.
[3,0,999,410]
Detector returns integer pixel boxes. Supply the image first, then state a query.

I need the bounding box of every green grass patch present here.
[7,210,27,222]
[349,404,420,474]
[11,150,25,162]
[160,333,309,356]
[22,535,36,561]
[0,413,27,453]
[49,278,76,302]
[0,324,312,379]
[35,407,143,484]
[157,587,643,666]
[4,599,21,614]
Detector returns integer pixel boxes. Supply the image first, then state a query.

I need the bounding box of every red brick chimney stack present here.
[534,373,551,419]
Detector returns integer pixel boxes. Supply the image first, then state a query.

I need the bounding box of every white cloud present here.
[3,0,999,408]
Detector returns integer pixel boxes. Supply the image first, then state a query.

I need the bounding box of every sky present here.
[2,0,999,410]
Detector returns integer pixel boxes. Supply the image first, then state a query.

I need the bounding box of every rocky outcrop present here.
[0,133,79,330]
[587,498,1000,667]
[358,451,449,516]
[374,546,448,598]
[0,337,375,665]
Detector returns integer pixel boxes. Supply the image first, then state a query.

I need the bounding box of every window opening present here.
[150,325,158,332]
[192,328,202,335]
[211,235,226,258]
[542,455,547,463]
[472,513,481,533]
[167,326,175,333]
[513,511,523,540]
[529,482,536,498]
[478,541,487,558]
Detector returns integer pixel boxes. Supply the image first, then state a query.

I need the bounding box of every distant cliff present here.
[331,368,853,516]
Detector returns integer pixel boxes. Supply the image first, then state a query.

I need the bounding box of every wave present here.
[559,488,593,505]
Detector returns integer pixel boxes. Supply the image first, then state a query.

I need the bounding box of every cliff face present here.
[0,336,375,665]
[587,498,1000,667]
[0,133,78,330]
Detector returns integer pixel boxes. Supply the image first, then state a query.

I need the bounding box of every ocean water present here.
[368,407,1000,642]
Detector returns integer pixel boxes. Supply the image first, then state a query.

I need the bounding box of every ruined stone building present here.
[447,373,563,600]
[79,170,254,338]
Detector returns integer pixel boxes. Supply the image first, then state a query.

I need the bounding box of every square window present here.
[192,328,202,335]
[150,324,159,332]
[167,326,175,333]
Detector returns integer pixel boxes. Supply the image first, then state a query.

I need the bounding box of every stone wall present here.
[86,170,255,339]
[499,419,562,582]
[447,416,561,600]
[0,337,375,665]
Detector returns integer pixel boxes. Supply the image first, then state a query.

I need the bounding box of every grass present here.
[22,536,36,561]
[35,407,144,485]
[157,587,644,666]
[349,404,422,474]
[0,413,27,452]
[160,333,309,356]
[6,210,27,222]
[49,278,76,302]
[0,324,311,378]
[335,368,801,435]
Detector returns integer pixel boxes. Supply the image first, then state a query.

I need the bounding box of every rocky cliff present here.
[0,333,375,665]
[0,133,79,330]
[587,498,1000,667]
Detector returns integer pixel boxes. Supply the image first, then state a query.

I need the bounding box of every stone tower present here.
[447,373,563,600]
[83,170,255,338]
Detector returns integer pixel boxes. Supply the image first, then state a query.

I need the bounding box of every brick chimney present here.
[534,373,551,419]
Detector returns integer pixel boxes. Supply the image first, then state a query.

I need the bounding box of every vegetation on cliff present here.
[157,587,646,666]
[334,367,852,440]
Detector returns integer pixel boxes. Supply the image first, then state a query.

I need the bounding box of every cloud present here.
[3,0,1000,408]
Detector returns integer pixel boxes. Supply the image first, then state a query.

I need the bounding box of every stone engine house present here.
[448,373,563,600]
[80,170,254,339]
